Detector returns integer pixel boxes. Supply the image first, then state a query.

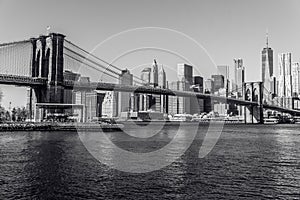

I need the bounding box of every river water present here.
[0,124,299,199]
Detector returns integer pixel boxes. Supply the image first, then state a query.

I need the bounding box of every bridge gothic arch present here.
[243,82,264,124]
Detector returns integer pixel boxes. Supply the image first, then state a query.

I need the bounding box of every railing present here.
[0,74,47,85]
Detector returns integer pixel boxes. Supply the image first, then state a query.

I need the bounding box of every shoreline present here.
[0,121,299,132]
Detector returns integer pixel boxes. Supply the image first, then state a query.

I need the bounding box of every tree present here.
[5,111,11,121]
[20,107,28,121]
[0,106,5,122]
[0,89,3,103]
[11,107,16,122]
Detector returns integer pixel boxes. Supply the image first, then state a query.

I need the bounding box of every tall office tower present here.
[211,75,225,93]
[193,76,204,93]
[212,74,226,115]
[178,80,191,114]
[234,58,245,97]
[141,67,151,85]
[177,63,193,84]
[177,64,193,114]
[118,69,133,115]
[102,91,118,118]
[292,62,300,96]
[140,67,152,111]
[204,79,214,93]
[152,59,158,87]
[190,76,204,113]
[158,65,167,113]
[168,81,178,114]
[278,53,292,108]
[203,79,214,113]
[262,32,274,95]
[278,53,292,97]
[217,65,230,94]
[158,65,167,88]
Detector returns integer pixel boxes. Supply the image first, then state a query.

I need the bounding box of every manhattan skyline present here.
[1,0,300,108]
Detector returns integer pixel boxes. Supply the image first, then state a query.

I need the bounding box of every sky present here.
[1,0,300,109]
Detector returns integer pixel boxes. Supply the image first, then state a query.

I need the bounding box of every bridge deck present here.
[1,74,300,115]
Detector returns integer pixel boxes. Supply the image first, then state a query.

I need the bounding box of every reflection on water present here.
[0,124,299,199]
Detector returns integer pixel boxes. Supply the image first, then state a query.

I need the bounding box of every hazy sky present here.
[1,0,300,108]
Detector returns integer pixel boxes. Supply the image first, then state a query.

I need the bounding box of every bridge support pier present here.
[244,82,264,124]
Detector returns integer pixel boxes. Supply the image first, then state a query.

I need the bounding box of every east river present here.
[0,124,299,199]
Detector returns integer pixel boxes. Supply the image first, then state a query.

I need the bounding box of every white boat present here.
[264,118,279,124]
[169,114,192,122]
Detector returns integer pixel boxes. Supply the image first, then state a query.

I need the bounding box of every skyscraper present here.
[278,53,292,97]
[292,62,300,96]
[217,65,230,94]
[158,65,166,88]
[158,65,167,113]
[193,76,204,93]
[177,63,193,114]
[278,53,292,108]
[168,81,178,115]
[118,69,133,115]
[141,67,151,85]
[211,74,225,92]
[102,91,118,118]
[234,58,245,97]
[262,32,274,95]
[204,79,214,94]
[190,76,204,114]
[152,59,158,87]
[177,63,193,84]
[140,67,151,111]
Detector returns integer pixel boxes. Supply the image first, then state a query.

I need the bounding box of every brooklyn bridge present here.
[0,33,300,123]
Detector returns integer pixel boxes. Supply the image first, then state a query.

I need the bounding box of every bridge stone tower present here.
[31,33,65,104]
[30,33,66,120]
[244,82,264,124]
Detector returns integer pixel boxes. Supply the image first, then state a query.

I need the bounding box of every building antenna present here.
[46,26,51,35]
[266,28,269,48]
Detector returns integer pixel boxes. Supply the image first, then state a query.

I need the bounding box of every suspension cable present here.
[64,40,145,83]
[64,53,119,80]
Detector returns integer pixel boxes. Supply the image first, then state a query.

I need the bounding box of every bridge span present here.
[1,73,300,116]
[1,32,300,123]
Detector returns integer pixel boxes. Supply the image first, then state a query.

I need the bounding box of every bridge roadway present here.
[1,74,300,115]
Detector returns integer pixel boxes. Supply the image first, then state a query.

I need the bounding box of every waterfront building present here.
[118,69,133,115]
[193,76,204,93]
[190,76,204,114]
[140,67,151,111]
[211,74,225,92]
[63,70,80,104]
[152,59,158,87]
[177,63,193,114]
[211,74,227,115]
[217,65,230,94]
[234,58,245,98]
[178,80,191,114]
[292,62,300,96]
[168,81,178,115]
[177,63,193,84]
[158,65,167,113]
[141,67,151,85]
[204,79,214,93]
[278,53,293,108]
[85,91,105,121]
[102,91,118,118]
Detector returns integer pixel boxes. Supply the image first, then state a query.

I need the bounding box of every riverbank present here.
[0,122,124,132]
[2,120,297,132]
